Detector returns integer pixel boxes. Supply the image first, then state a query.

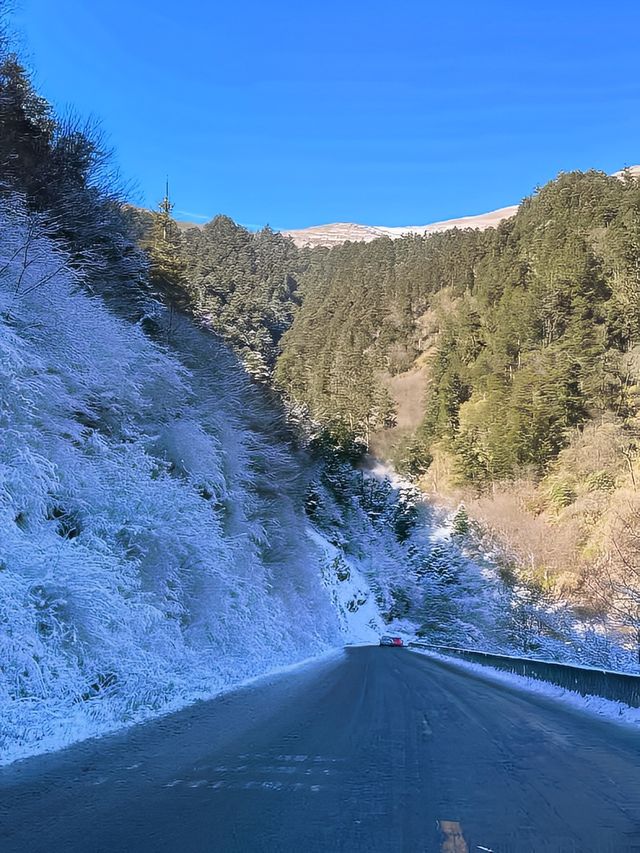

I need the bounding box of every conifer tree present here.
[142,183,189,309]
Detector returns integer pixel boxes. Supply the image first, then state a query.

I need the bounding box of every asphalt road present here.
[1,647,640,853]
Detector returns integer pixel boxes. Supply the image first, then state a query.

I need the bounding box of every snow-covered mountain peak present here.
[282,206,518,248]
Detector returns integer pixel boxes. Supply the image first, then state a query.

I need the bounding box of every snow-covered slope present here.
[0,197,381,764]
[282,206,518,248]
[612,165,640,180]
[282,222,396,247]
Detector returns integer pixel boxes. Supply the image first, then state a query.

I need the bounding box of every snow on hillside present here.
[612,165,640,180]
[282,206,518,248]
[0,196,380,765]
[306,526,383,643]
[378,205,519,239]
[282,222,394,247]
[355,459,639,672]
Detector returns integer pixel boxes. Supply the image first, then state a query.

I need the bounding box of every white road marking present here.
[162,775,326,794]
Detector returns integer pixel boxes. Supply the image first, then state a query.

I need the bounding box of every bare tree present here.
[0,197,87,320]
[585,502,640,663]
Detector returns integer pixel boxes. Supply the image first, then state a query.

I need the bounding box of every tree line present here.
[137,164,640,492]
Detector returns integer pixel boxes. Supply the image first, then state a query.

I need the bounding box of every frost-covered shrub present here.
[451,504,470,537]
[0,198,347,764]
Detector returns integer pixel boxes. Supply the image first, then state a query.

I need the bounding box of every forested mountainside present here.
[163,170,640,488]
[273,170,640,626]
[161,169,640,655]
[128,207,303,380]
[277,170,640,477]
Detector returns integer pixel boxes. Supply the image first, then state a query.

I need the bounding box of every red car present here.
[379,635,404,647]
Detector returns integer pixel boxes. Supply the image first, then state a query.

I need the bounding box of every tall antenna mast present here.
[159,176,174,240]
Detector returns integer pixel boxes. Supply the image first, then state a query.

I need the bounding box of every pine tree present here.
[451,503,470,537]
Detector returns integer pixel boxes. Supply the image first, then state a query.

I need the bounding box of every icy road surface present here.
[1,647,639,852]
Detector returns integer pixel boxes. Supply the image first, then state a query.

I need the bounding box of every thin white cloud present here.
[174,209,211,222]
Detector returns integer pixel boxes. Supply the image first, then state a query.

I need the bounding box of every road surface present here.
[1,647,639,852]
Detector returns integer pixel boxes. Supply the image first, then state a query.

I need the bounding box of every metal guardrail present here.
[408,642,640,708]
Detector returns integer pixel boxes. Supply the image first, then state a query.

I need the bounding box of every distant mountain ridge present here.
[170,166,640,246]
[280,165,640,248]
[281,206,519,248]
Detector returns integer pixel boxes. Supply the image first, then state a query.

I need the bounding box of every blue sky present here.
[12,0,640,230]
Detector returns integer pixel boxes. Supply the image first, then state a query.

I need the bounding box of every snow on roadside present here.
[412,648,640,728]
[1,648,349,768]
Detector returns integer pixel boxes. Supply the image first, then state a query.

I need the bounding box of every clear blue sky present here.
[12,0,640,230]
